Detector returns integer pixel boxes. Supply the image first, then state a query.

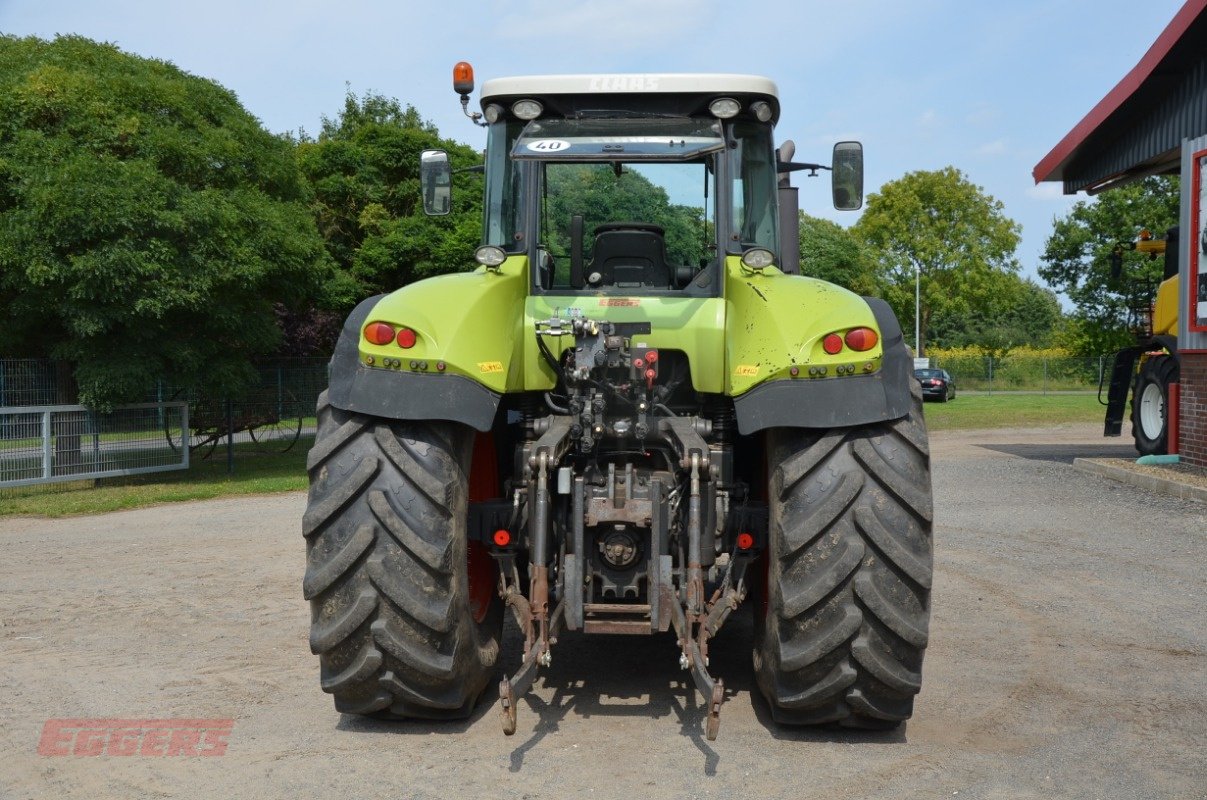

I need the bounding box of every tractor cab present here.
[423,65,862,299]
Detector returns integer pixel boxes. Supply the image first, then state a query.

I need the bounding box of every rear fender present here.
[326,257,530,431]
[726,260,912,433]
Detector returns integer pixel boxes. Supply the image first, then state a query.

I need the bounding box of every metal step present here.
[1104,347,1141,437]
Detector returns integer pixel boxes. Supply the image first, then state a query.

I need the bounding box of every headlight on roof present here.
[511,99,543,120]
[709,98,741,119]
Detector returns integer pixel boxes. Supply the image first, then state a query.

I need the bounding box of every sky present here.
[0,0,1189,301]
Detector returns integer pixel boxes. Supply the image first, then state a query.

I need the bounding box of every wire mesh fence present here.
[0,357,330,494]
[0,359,62,406]
[0,403,188,488]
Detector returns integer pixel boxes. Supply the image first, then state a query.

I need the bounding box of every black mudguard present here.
[325,295,502,432]
[732,297,913,434]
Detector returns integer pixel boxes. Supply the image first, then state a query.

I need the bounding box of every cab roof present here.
[480,73,780,124]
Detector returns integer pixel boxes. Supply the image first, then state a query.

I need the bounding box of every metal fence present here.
[926,355,1109,394]
[0,402,188,488]
[0,358,330,492]
[0,359,62,406]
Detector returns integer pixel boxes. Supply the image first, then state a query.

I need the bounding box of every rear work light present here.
[363,322,395,346]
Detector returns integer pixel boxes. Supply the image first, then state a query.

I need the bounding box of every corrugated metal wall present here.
[1064,46,1207,193]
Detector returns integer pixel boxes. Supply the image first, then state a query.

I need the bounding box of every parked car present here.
[914,368,956,402]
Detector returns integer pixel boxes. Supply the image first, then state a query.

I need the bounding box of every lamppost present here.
[914,262,921,358]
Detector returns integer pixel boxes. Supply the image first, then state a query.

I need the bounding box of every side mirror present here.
[420,149,452,216]
[831,141,863,211]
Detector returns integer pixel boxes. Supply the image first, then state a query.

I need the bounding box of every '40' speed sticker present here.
[526,139,571,152]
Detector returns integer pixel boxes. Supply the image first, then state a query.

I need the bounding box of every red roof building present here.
[1035,0,1207,467]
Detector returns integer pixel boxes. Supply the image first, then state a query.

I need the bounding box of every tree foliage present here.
[297,92,484,296]
[797,213,881,296]
[853,166,1022,355]
[0,35,340,406]
[1038,176,1179,356]
[927,273,1062,353]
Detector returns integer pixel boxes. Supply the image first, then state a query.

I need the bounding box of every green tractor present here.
[303,64,933,740]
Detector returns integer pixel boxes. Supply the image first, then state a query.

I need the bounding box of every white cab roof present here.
[480,73,778,102]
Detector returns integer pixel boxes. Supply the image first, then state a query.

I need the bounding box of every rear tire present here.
[1130,355,1177,456]
[303,391,503,719]
[755,381,933,729]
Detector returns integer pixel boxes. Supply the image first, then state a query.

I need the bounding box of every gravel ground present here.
[0,423,1204,800]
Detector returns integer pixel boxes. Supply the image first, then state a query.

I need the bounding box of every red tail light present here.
[822,333,844,355]
[396,328,417,349]
[363,322,395,346]
[844,327,879,352]
[737,532,755,550]
[492,529,511,547]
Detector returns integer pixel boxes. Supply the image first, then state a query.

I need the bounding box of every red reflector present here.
[845,327,879,352]
[822,333,843,355]
[737,533,755,550]
[396,328,417,349]
[492,529,511,547]
[363,322,395,346]
[645,350,658,364]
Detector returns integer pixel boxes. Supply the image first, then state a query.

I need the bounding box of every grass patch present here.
[0,441,311,518]
[922,392,1103,431]
[1,395,1107,517]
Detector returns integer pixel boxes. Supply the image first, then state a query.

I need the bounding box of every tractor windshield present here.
[515,117,722,292]
[537,159,715,290]
[484,115,779,293]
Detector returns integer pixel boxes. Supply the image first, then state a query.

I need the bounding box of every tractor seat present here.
[586,222,671,289]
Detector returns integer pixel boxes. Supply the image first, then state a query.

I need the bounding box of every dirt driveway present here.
[1,424,1204,799]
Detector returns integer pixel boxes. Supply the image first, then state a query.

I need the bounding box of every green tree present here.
[928,273,1063,352]
[797,213,881,296]
[298,91,484,295]
[1038,176,1179,356]
[853,166,1022,355]
[0,35,340,406]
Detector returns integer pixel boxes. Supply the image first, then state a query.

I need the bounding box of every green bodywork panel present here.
[723,256,883,394]
[356,254,882,398]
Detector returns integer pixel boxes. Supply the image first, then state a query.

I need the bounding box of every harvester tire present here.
[1130,355,1177,456]
[303,391,502,719]
[755,379,933,729]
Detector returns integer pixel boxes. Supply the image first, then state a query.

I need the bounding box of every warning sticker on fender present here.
[478,361,504,374]
[735,365,759,377]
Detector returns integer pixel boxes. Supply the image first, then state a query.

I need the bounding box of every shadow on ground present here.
[978,441,1134,464]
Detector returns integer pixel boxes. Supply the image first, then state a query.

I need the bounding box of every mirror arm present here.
[777,160,830,177]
